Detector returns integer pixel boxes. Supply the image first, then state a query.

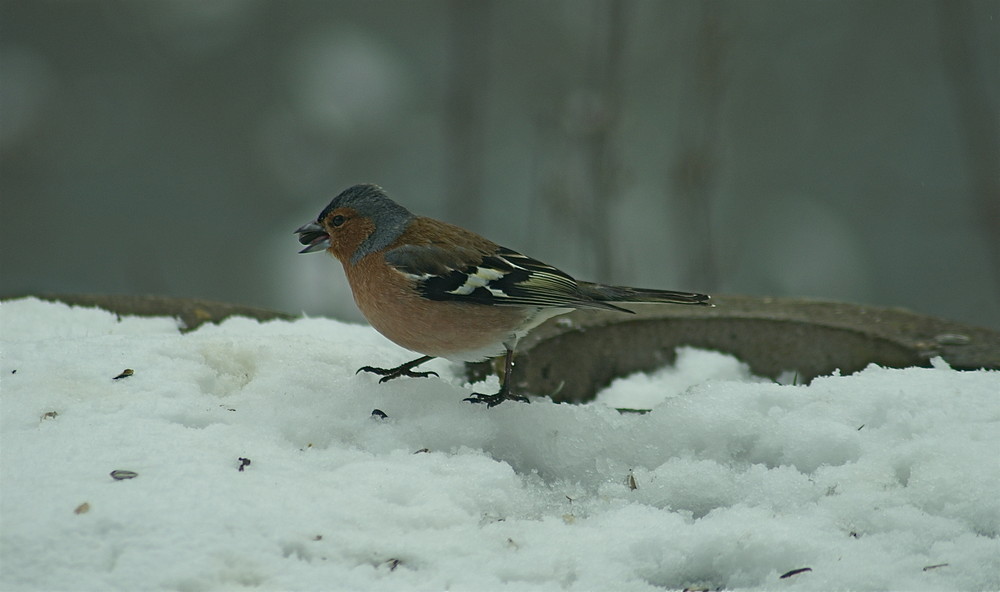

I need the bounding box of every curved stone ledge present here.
[468,295,1000,403]
[6,293,294,331]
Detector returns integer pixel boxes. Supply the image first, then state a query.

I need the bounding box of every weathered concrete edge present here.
[3,293,295,331]
[468,295,1000,403]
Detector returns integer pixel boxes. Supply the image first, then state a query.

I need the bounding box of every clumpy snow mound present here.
[1,297,998,591]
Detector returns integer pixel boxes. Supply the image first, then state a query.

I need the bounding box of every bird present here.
[296,183,711,407]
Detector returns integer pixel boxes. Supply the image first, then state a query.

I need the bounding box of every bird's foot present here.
[357,356,438,384]
[463,389,529,408]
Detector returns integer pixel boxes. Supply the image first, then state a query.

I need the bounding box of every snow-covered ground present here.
[1,297,998,591]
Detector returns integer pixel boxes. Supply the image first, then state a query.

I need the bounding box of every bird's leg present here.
[357,355,438,384]
[464,348,529,408]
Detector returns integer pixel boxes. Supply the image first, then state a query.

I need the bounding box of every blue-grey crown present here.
[320,184,415,264]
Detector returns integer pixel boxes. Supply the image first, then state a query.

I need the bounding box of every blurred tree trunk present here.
[445,0,492,227]
[527,0,627,283]
[936,0,1000,283]
[670,1,727,292]
[583,0,627,282]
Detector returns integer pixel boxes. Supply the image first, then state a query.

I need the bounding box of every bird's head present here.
[296,184,414,264]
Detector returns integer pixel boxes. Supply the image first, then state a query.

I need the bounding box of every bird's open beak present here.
[295,222,331,253]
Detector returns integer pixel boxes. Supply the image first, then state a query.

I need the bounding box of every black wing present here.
[384,244,628,311]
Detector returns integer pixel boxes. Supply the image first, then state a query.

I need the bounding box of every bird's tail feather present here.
[580,282,711,307]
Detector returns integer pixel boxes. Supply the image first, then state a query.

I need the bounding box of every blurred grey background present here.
[2,0,998,330]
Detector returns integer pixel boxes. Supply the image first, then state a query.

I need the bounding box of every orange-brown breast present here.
[342,252,531,361]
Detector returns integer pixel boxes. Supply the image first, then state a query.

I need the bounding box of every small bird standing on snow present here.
[296,183,711,407]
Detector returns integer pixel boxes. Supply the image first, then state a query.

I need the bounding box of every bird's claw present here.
[463,391,530,408]
[357,365,439,383]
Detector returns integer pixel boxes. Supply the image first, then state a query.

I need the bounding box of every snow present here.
[1,297,998,591]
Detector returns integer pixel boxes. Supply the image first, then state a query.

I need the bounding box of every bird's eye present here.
[330,215,346,227]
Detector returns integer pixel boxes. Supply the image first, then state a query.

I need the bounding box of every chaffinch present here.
[296,183,711,407]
